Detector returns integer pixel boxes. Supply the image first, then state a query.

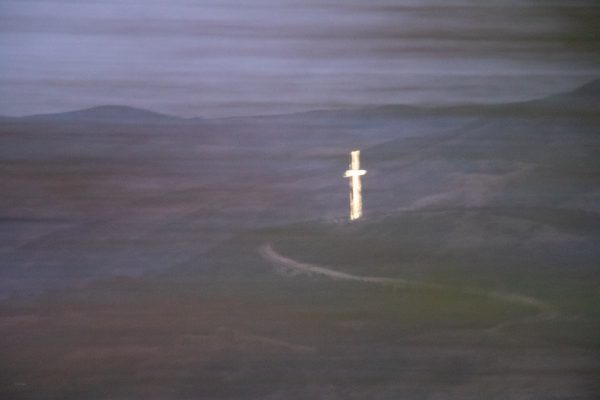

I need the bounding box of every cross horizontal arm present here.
[344,169,367,177]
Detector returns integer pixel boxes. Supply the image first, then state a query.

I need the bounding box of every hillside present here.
[0,80,599,399]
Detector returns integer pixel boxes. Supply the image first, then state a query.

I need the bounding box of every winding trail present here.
[259,243,558,332]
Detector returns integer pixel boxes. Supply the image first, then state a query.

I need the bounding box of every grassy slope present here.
[1,82,599,399]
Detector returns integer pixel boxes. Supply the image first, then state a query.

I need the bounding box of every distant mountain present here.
[5,78,599,123]
[268,78,600,121]
[23,105,184,123]
[532,78,600,107]
[448,78,600,117]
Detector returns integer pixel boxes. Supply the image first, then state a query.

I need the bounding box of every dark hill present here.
[532,78,600,107]
[24,105,184,123]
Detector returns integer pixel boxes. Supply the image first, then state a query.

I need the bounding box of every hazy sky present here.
[1,0,599,117]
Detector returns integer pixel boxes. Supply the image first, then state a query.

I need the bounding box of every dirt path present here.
[259,243,558,332]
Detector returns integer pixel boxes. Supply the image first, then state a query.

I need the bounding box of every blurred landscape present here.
[1,80,599,399]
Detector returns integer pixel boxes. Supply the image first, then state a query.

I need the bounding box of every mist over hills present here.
[5,78,599,123]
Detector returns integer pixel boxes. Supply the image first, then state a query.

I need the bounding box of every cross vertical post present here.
[344,150,367,220]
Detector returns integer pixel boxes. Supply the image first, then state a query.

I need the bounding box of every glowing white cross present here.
[344,150,367,220]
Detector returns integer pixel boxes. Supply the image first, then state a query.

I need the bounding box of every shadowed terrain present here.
[1,81,599,399]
